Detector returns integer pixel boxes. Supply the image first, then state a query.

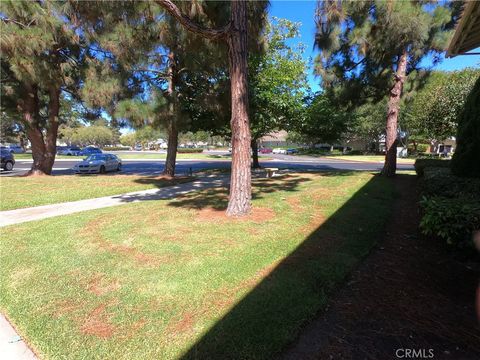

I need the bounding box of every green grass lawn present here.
[12,153,233,160]
[0,171,396,359]
[325,155,414,163]
[0,175,194,211]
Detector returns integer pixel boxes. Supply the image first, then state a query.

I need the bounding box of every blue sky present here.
[269,0,480,92]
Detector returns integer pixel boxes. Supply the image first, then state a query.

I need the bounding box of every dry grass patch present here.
[0,171,396,360]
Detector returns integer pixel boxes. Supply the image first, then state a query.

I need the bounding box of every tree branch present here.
[154,0,230,40]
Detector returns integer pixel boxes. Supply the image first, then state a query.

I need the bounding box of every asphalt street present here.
[1,151,414,176]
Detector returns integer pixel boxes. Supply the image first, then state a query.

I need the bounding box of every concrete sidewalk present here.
[0,314,37,360]
[0,175,228,227]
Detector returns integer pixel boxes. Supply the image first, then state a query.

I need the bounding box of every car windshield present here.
[86,155,106,161]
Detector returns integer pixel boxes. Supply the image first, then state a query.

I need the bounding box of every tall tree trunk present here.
[155,0,252,215]
[382,50,407,177]
[226,0,252,216]
[164,119,178,177]
[163,51,178,177]
[251,138,260,169]
[44,86,60,172]
[21,84,58,176]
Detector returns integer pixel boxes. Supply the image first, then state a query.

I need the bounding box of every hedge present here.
[451,75,480,178]
[177,148,204,153]
[414,158,450,176]
[418,163,480,249]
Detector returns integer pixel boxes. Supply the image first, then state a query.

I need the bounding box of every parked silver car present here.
[73,154,122,174]
[58,146,82,156]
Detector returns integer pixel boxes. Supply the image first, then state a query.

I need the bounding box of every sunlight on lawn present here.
[0,171,395,360]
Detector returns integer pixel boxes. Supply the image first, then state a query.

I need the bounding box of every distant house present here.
[429,138,456,157]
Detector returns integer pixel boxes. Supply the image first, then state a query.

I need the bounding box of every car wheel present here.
[4,161,13,171]
[100,165,106,174]
[117,163,121,171]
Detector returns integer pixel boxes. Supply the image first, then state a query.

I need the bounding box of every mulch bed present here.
[281,175,480,360]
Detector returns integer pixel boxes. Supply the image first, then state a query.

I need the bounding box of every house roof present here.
[447,1,480,57]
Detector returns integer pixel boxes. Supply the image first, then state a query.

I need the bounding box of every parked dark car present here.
[79,147,102,156]
[1,149,15,171]
[259,147,273,154]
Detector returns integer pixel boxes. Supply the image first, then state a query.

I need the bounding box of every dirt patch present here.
[87,274,120,296]
[80,303,117,339]
[196,207,275,223]
[168,312,195,334]
[50,299,84,318]
[300,212,327,235]
[281,175,480,360]
[81,216,163,266]
[286,197,303,212]
[311,187,343,201]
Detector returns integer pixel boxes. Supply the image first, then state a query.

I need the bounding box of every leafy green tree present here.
[349,99,387,152]
[289,93,349,147]
[249,18,308,167]
[58,126,78,146]
[1,0,86,174]
[119,133,137,149]
[403,69,480,146]
[135,126,164,149]
[67,125,114,147]
[315,0,456,176]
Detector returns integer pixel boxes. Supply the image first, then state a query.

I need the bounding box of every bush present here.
[422,167,480,198]
[452,76,480,178]
[416,144,429,153]
[177,148,203,153]
[347,150,364,155]
[419,196,480,248]
[414,158,450,176]
[418,165,480,249]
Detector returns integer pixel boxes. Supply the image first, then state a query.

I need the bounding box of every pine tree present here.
[314,0,456,176]
[1,0,85,175]
[155,0,269,216]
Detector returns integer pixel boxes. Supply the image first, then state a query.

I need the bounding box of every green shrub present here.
[414,158,450,176]
[422,167,480,198]
[177,148,203,153]
[419,196,480,248]
[348,150,363,155]
[451,76,480,178]
[416,144,429,153]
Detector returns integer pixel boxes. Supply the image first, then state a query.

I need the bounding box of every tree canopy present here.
[314,0,456,176]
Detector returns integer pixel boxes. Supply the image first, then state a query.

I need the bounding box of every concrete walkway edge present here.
[0,314,37,360]
[0,175,228,227]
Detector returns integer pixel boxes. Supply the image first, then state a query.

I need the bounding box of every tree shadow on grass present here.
[178,174,396,360]
[166,173,320,211]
